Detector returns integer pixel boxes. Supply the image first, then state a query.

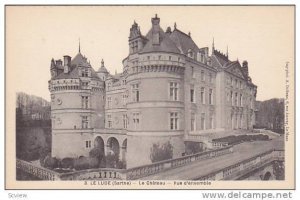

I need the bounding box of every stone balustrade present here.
[16,159,60,180]
[16,148,283,181]
[125,145,233,180]
[196,149,284,181]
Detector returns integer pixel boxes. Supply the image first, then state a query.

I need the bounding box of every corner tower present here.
[124,15,185,168]
[48,49,105,159]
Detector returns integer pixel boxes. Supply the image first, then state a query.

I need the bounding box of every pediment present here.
[226,64,246,80]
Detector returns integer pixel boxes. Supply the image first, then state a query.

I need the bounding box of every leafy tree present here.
[273,161,285,180]
[150,141,173,163]
[43,156,59,169]
[61,157,74,169]
[105,154,119,168]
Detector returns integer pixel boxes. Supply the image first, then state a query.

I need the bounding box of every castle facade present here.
[48,15,257,168]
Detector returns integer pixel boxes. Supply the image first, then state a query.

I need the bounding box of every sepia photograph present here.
[5,5,295,190]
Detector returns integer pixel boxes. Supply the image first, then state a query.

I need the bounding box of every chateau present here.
[48,15,257,168]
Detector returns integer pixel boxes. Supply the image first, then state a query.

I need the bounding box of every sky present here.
[6,6,294,101]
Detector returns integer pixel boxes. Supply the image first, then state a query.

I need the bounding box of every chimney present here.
[56,59,62,66]
[63,55,71,73]
[151,14,160,45]
[242,60,249,77]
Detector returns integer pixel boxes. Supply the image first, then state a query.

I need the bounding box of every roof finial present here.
[79,38,81,53]
[188,32,191,37]
[155,14,158,18]
[226,45,228,58]
[174,22,177,29]
[101,59,104,67]
[212,37,215,52]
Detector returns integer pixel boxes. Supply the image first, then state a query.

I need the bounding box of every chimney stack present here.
[151,14,160,45]
[63,55,71,73]
[242,60,249,77]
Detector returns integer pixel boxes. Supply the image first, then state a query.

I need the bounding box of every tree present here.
[61,157,74,169]
[43,156,59,169]
[150,141,173,163]
[273,161,285,180]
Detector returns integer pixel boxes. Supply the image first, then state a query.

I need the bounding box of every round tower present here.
[124,15,185,168]
[49,52,105,159]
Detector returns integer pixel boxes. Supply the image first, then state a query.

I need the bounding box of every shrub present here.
[44,156,59,169]
[185,141,203,155]
[105,154,119,168]
[89,148,104,159]
[61,157,74,169]
[74,157,90,170]
[39,147,51,167]
[150,141,173,163]
[74,157,100,170]
[116,160,126,169]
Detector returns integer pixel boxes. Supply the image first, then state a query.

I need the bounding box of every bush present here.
[185,141,203,155]
[39,147,51,167]
[74,157,100,170]
[89,148,104,160]
[116,160,126,169]
[74,157,90,170]
[150,141,173,163]
[105,154,119,168]
[44,156,59,169]
[61,157,74,169]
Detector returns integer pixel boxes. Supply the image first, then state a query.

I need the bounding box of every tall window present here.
[201,54,204,63]
[170,112,179,130]
[82,116,88,129]
[122,94,127,105]
[170,82,179,101]
[240,94,243,107]
[191,113,196,131]
[209,73,213,83]
[201,87,205,104]
[191,66,195,78]
[231,91,233,106]
[209,115,214,129]
[209,89,213,105]
[107,96,112,108]
[107,82,111,91]
[133,112,140,129]
[190,85,195,103]
[235,92,238,106]
[201,70,205,81]
[132,83,139,102]
[231,77,233,86]
[200,113,205,130]
[123,114,128,129]
[81,96,89,109]
[85,141,91,148]
[107,114,112,128]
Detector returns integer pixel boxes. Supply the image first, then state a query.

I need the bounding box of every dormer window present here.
[188,49,194,58]
[82,69,89,77]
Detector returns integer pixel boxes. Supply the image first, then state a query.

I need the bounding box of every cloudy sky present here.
[6,6,294,101]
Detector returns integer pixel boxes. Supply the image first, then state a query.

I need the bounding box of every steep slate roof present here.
[54,52,100,80]
[169,29,199,54]
[140,25,181,54]
[212,50,229,67]
[223,60,249,81]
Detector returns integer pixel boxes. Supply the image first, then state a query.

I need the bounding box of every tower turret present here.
[97,59,109,81]
[128,20,147,54]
